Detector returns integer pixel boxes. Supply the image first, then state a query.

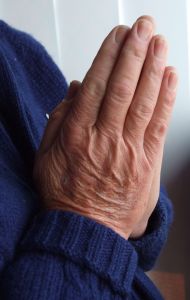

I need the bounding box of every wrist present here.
[130,219,148,239]
[45,200,131,240]
[86,212,131,240]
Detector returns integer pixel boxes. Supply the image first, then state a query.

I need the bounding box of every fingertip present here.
[114,25,131,44]
[66,80,81,100]
[111,25,130,36]
[70,80,81,87]
[163,66,179,91]
[165,66,178,76]
[136,15,156,31]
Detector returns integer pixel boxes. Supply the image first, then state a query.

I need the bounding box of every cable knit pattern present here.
[0,20,173,299]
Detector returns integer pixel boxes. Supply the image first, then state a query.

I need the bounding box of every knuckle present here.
[132,101,153,118]
[96,118,120,138]
[108,80,134,102]
[81,74,106,100]
[99,45,118,62]
[122,43,145,63]
[148,120,168,142]
[146,61,164,80]
[164,91,176,108]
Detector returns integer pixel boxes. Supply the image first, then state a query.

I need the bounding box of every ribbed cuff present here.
[130,187,173,271]
[20,210,138,296]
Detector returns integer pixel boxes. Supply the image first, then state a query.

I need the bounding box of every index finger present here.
[68,25,130,127]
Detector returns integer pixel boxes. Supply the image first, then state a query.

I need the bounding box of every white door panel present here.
[54,0,119,82]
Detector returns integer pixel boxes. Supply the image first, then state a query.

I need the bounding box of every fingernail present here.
[115,26,128,44]
[168,71,178,90]
[137,20,152,40]
[154,37,167,58]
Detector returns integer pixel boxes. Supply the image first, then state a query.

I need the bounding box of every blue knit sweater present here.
[0,20,173,299]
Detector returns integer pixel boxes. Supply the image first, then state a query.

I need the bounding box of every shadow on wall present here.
[156,158,190,299]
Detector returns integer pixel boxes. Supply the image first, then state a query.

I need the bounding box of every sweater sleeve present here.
[130,186,173,271]
[0,210,140,300]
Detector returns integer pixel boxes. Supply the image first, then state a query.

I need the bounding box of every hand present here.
[33,16,178,239]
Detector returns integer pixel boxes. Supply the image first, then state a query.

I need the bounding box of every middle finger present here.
[96,16,155,134]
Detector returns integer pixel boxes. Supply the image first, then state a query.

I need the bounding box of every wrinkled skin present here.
[33,16,178,239]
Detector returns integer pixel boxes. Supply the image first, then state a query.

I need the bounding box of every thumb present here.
[37,80,81,155]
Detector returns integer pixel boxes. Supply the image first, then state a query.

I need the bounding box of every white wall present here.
[0,0,59,66]
[53,0,119,82]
